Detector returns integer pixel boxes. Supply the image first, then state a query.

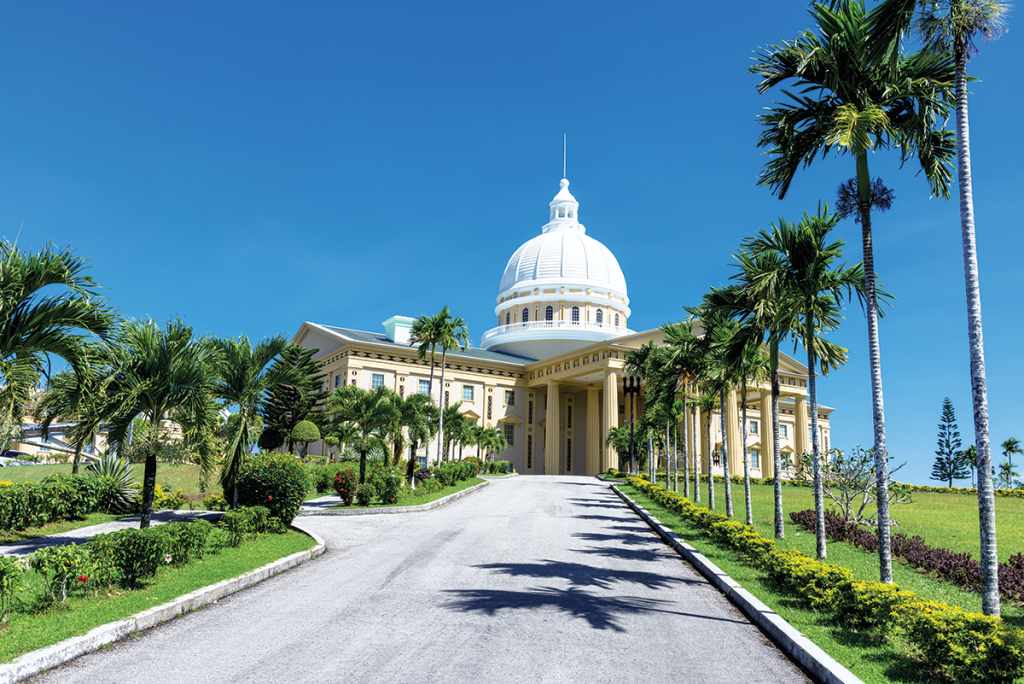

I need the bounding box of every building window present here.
[505,389,515,406]
[505,312,510,325]
[463,385,474,402]
[419,379,430,395]
[545,306,553,321]
[334,375,340,388]
[571,306,579,323]
[596,309,603,325]
[504,424,515,447]
[371,374,384,390]
[751,449,760,469]
[780,424,788,438]
[522,307,529,322]
[614,313,620,327]
[749,420,758,435]
[619,404,624,414]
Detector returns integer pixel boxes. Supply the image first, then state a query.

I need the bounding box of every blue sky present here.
[1,1,1020,485]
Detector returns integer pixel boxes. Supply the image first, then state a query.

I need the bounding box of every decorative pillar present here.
[699,406,711,474]
[691,406,701,474]
[760,393,774,478]
[726,389,742,475]
[587,387,600,476]
[545,382,560,475]
[601,370,619,472]
[794,395,808,465]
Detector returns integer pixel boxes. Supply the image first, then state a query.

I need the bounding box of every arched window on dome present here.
[571,306,579,324]
[614,314,620,327]
[545,306,553,322]
[522,308,529,323]
[505,312,510,326]
[596,309,604,326]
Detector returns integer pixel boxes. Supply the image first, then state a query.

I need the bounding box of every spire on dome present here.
[545,177,583,233]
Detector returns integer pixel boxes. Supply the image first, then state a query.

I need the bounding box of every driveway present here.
[31,476,811,684]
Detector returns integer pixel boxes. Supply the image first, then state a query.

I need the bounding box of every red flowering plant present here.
[333,467,358,506]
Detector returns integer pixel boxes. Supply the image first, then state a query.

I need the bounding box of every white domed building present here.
[290,174,833,476]
[482,178,632,359]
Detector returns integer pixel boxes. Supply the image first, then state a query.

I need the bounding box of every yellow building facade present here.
[292,176,833,475]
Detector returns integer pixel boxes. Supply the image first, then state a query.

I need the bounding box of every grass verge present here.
[0,529,316,663]
[1,463,221,495]
[0,512,122,546]
[622,483,1024,684]
[327,477,485,510]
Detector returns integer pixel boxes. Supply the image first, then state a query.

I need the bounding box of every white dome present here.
[497,178,628,297]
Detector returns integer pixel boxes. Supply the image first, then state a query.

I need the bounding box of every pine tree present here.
[931,397,968,487]
[261,345,327,453]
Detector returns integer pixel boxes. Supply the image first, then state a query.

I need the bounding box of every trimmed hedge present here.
[0,475,105,532]
[235,453,310,523]
[624,476,1024,683]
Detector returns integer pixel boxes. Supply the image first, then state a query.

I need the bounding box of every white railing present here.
[481,320,631,342]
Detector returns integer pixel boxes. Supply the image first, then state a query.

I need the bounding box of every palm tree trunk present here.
[692,408,700,503]
[807,317,826,559]
[425,345,436,464]
[741,388,752,526]
[682,396,689,498]
[706,412,714,511]
[72,445,82,475]
[720,391,732,518]
[954,49,998,616]
[857,151,892,584]
[648,436,654,483]
[770,341,783,538]
[140,419,159,528]
[673,423,678,493]
[435,350,447,467]
[359,447,367,484]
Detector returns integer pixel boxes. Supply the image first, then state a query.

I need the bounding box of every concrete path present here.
[28,477,811,684]
[0,510,222,558]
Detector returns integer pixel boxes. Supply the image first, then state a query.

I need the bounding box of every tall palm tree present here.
[210,335,300,506]
[441,402,467,461]
[1002,437,1022,472]
[34,352,112,474]
[100,318,218,528]
[327,385,399,484]
[751,0,954,581]
[0,241,116,426]
[410,307,469,466]
[409,310,447,464]
[744,206,862,559]
[391,391,435,466]
[695,390,719,510]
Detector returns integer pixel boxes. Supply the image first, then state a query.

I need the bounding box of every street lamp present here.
[624,368,641,475]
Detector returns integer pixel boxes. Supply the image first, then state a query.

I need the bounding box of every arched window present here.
[614,314,620,327]
[545,306,553,321]
[505,312,510,325]
[596,309,603,325]
[522,308,529,323]
[571,306,579,323]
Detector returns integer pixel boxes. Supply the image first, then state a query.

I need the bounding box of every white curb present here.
[0,523,326,684]
[611,485,864,684]
[299,480,490,516]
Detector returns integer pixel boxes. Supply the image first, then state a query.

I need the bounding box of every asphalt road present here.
[32,476,811,684]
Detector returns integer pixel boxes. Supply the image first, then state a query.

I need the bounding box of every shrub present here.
[200,493,230,511]
[376,470,402,504]
[415,477,443,495]
[220,506,272,546]
[0,555,26,623]
[85,454,138,513]
[30,543,95,602]
[333,467,358,505]
[356,482,377,506]
[86,533,120,589]
[308,464,348,494]
[160,520,214,565]
[108,527,167,588]
[235,453,310,523]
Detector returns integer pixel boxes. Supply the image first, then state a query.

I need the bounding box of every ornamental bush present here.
[235,453,309,523]
[356,482,376,506]
[160,520,214,565]
[220,506,273,546]
[30,543,95,603]
[106,527,167,589]
[376,470,402,504]
[333,466,358,505]
[0,555,27,623]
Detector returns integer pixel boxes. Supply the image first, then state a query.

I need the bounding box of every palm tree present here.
[744,206,862,559]
[391,391,435,466]
[210,335,300,506]
[1001,437,1021,471]
[441,402,467,461]
[34,361,105,474]
[100,318,218,528]
[695,390,719,510]
[751,0,954,581]
[327,385,399,484]
[410,307,469,466]
[0,241,116,426]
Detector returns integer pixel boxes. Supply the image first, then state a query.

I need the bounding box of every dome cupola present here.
[482,176,632,358]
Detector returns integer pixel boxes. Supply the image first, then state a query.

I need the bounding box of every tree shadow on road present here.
[572,531,659,547]
[565,499,626,510]
[473,560,699,591]
[573,546,671,563]
[443,587,746,632]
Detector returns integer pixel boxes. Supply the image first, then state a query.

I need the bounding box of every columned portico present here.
[545,381,560,475]
[602,370,618,472]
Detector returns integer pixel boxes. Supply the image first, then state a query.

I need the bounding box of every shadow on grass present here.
[443,587,746,632]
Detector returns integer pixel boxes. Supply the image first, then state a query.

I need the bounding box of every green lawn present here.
[0,463,220,494]
[0,512,123,546]
[623,483,1024,684]
[328,477,486,509]
[0,529,316,663]
[660,476,1024,563]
